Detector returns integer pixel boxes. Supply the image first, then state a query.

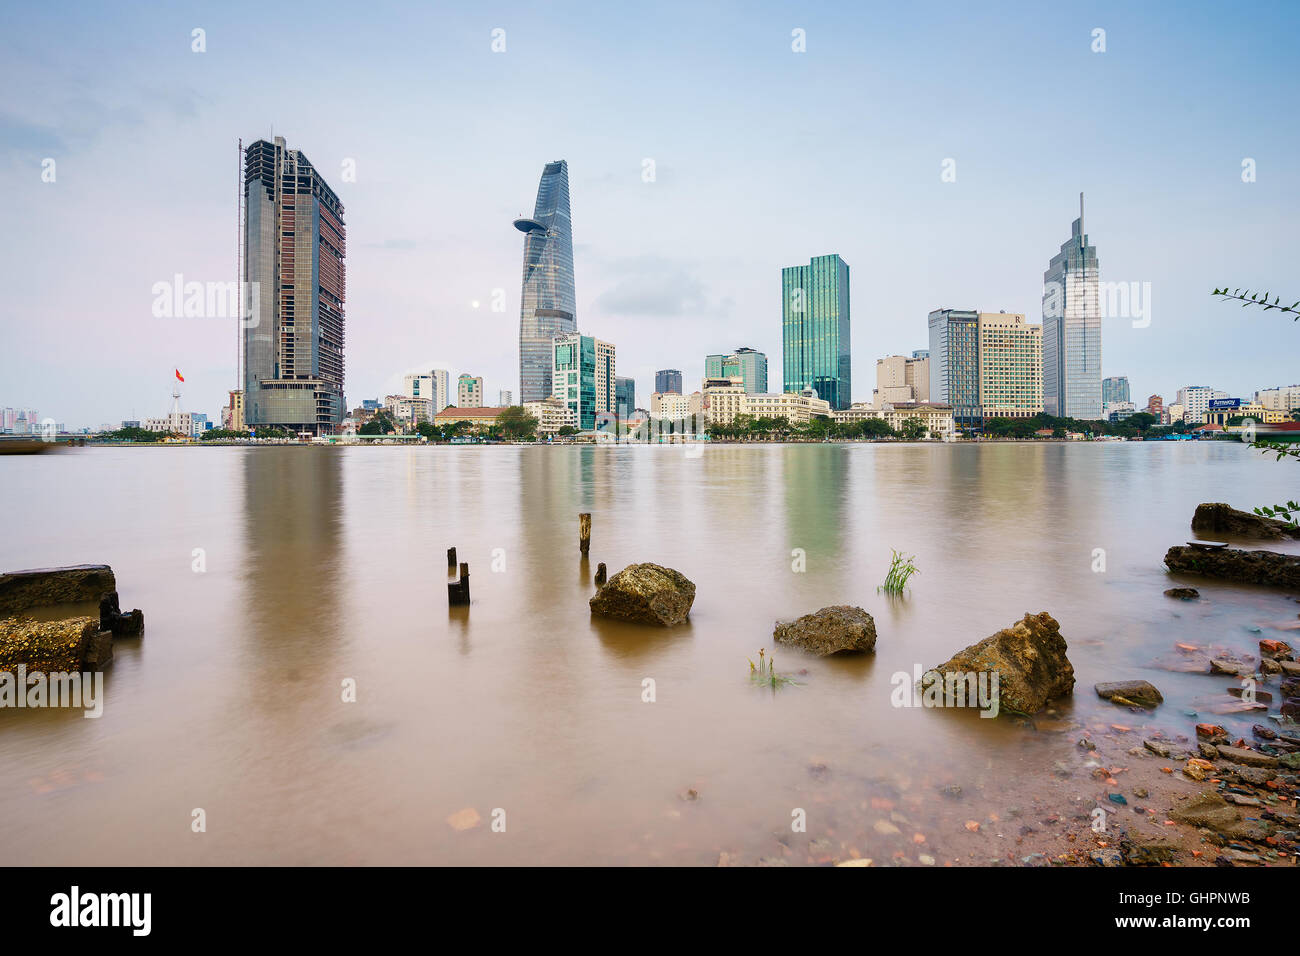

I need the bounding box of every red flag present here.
[175,369,185,382]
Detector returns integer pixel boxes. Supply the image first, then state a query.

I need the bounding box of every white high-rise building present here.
[1256,385,1300,412]
[404,370,451,413]
[457,374,484,408]
[1176,385,1229,425]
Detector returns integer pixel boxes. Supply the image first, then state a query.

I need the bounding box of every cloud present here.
[592,255,724,318]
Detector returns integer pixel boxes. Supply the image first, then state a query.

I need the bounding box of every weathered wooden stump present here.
[579,513,591,554]
[595,562,607,586]
[447,547,458,570]
[448,562,471,606]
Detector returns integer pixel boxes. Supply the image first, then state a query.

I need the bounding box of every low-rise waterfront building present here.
[522,397,577,435]
[434,406,508,433]
[834,401,955,439]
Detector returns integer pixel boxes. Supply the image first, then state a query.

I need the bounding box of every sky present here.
[2,0,1298,428]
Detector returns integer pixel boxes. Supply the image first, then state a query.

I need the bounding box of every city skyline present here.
[3,2,1299,428]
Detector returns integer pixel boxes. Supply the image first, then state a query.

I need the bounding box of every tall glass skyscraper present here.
[1042,194,1102,420]
[782,254,851,409]
[654,369,682,395]
[242,137,347,435]
[927,309,981,431]
[1102,375,1130,406]
[515,160,577,403]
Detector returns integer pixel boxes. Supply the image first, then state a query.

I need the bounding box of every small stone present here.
[1096,680,1164,708]
[1217,745,1279,768]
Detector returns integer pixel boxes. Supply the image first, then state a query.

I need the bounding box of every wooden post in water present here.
[595,562,607,587]
[579,513,591,554]
[448,562,471,605]
[447,547,457,570]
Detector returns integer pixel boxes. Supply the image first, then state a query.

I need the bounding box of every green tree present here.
[898,417,927,441]
[496,405,539,441]
[358,412,395,436]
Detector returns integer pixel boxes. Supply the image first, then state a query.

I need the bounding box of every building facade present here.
[614,376,636,418]
[1146,394,1164,422]
[872,354,930,406]
[522,397,577,434]
[385,394,434,427]
[1042,194,1101,420]
[516,160,577,403]
[404,371,451,413]
[552,333,615,430]
[705,347,768,395]
[782,254,851,409]
[835,401,955,440]
[1176,385,1228,424]
[927,309,981,431]
[654,369,683,395]
[1256,385,1300,412]
[978,312,1043,420]
[457,374,484,408]
[242,137,347,435]
[1102,375,1131,407]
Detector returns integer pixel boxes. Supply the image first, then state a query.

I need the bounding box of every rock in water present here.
[1191,502,1300,540]
[1163,587,1199,600]
[589,563,695,627]
[1163,546,1300,590]
[929,612,1074,715]
[773,606,877,656]
[1095,680,1164,708]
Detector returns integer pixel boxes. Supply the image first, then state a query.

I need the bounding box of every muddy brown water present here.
[0,441,1295,865]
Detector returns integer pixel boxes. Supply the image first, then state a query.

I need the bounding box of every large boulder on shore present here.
[1191,502,1300,540]
[589,563,695,626]
[929,612,1074,715]
[1164,545,1300,590]
[773,606,876,656]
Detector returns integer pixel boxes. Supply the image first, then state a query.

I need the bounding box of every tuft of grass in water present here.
[878,549,919,594]
[748,647,799,688]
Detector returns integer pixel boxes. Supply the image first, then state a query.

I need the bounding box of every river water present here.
[1,441,1296,865]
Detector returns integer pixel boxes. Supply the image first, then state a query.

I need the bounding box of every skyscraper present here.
[928,309,981,431]
[553,333,615,430]
[705,347,768,394]
[977,312,1043,421]
[243,137,347,435]
[655,369,683,395]
[615,376,636,418]
[1102,375,1130,406]
[515,160,577,403]
[1042,194,1101,420]
[782,254,851,409]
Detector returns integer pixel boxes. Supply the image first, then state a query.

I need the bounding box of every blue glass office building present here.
[781,254,851,409]
[928,309,982,431]
[516,161,577,403]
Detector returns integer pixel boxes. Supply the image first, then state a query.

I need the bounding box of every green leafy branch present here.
[1212,288,1300,318]
[1255,499,1300,528]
